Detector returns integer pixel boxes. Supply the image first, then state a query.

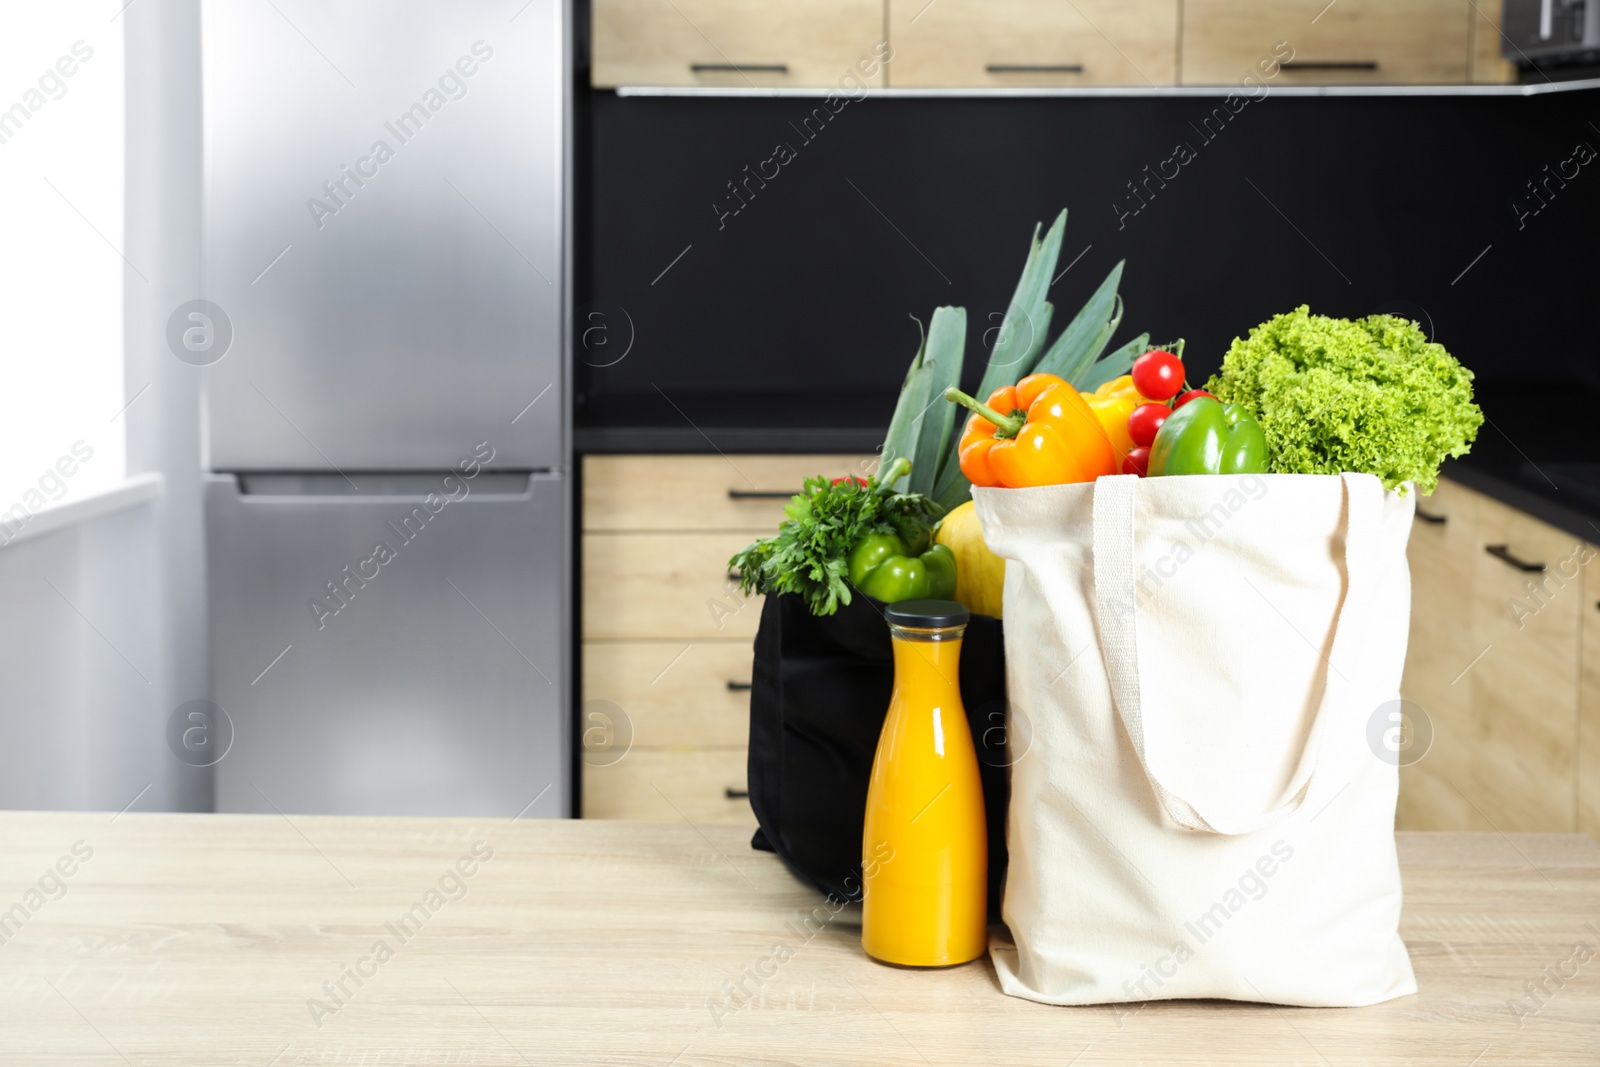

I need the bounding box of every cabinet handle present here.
[1485,544,1546,572]
[725,788,750,799]
[1415,508,1447,525]
[726,570,742,582]
[727,489,798,500]
[692,63,788,73]
[1280,61,1379,71]
[726,680,753,692]
[986,63,1084,73]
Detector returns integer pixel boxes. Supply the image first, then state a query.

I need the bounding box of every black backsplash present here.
[577,86,1600,428]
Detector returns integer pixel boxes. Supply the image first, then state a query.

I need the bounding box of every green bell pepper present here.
[848,533,957,603]
[1148,397,1268,477]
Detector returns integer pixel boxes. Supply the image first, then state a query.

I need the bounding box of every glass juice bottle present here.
[861,599,987,967]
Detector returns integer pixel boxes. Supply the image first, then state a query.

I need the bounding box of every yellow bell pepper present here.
[1082,374,1149,465]
[948,374,1118,489]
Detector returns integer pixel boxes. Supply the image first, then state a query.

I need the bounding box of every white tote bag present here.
[973,472,1418,1007]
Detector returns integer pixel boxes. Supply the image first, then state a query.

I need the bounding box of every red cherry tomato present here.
[1131,350,1185,401]
[831,475,868,486]
[1123,447,1150,477]
[1126,402,1170,448]
[1174,389,1215,409]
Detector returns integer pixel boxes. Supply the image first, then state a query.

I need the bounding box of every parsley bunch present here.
[729,458,943,616]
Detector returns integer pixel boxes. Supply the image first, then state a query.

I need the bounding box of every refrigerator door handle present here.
[230,472,542,502]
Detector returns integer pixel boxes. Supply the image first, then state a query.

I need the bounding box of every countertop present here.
[1438,384,1600,546]
[574,389,888,455]
[2,812,1597,1064]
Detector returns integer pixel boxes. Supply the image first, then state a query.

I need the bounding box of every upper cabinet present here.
[888,0,1179,88]
[1469,0,1518,84]
[591,0,888,89]
[591,0,1515,88]
[1181,0,1471,85]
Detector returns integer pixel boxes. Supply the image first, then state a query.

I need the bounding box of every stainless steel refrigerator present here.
[199,0,569,817]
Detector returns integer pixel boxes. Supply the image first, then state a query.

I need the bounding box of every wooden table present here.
[0,813,1596,1065]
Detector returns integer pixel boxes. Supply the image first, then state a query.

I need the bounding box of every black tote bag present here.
[746,592,1011,916]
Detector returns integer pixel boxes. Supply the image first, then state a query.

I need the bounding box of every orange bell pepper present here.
[1083,374,1148,464]
[945,373,1119,488]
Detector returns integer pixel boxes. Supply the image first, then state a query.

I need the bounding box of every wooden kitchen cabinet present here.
[591,0,887,89]
[580,453,875,821]
[889,0,1179,88]
[1181,0,1471,85]
[584,453,873,531]
[1397,479,1481,830]
[582,530,767,641]
[593,0,1503,90]
[1582,552,1600,838]
[1469,0,1518,84]
[1399,476,1589,833]
[1463,493,1583,830]
[582,748,755,824]
[582,641,753,748]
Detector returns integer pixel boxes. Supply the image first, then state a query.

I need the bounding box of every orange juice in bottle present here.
[861,599,987,967]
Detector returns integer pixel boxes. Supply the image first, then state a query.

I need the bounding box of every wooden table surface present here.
[0,813,1596,1066]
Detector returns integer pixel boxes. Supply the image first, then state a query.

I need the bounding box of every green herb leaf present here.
[729,473,943,616]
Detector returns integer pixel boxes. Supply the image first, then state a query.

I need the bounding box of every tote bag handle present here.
[1091,472,1379,836]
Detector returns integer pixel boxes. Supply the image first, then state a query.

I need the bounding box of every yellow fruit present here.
[934,500,1005,618]
[1084,373,1153,463]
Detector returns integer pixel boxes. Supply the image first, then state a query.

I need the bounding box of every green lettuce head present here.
[1206,306,1483,494]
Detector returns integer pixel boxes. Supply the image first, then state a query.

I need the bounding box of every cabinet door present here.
[583,454,876,531]
[583,749,754,824]
[890,0,1178,87]
[583,532,764,640]
[592,0,888,88]
[1397,479,1480,829]
[1582,549,1600,839]
[1461,494,1583,830]
[1469,0,1517,84]
[583,641,752,748]
[1181,0,1470,85]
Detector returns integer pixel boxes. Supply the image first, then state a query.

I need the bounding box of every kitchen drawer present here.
[584,454,876,532]
[1460,493,1584,830]
[583,747,754,825]
[890,0,1178,87]
[1181,0,1470,85]
[583,532,763,640]
[591,0,887,89]
[1398,478,1481,830]
[583,641,753,748]
[1581,550,1600,839]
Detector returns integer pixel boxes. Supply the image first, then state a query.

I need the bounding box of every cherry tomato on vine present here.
[1127,402,1170,448]
[1174,389,1215,409]
[1123,447,1151,477]
[1131,350,1185,401]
